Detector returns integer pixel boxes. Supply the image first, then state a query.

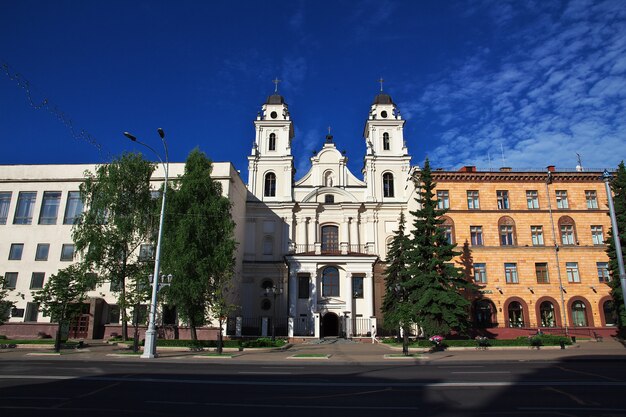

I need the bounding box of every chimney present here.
[547,165,556,172]
[459,166,476,173]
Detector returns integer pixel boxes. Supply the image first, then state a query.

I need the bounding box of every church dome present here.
[266,94,286,105]
[372,93,394,105]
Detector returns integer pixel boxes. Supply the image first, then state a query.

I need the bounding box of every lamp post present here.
[603,170,626,312]
[265,285,282,340]
[123,128,169,359]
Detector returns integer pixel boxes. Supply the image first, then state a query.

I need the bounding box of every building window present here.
[535,262,549,283]
[505,263,518,283]
[470,226,483,246]
[38,191,61,224]
[262,236,273,255]
[383,172,394,198]
[25,302,39,322]
[508,301,524,328]
[382,132,390,150]
[139,244,154,261]
[585,190,598,209]
[63,191,84,225]
[474,263,487,283]
[13,191,36,224]
[467,190,480,209]
[497,190,510,210]
[353,276,364,298]
[107,304,121,324]
[0,192,11,224]
[540,301,556,327]
[558,216,576,245]
[30,272,45,289]
[597,262,610,283]
[322,266,339,297]
[572,300,587,327]
[268,133,276,151]
[324,194,334,204]
[298,275,309,299]
[499,216,516,246]
[531,225,544,246]
[474,300,495,328]
[132,304,148,325]
[437,190,449,209]
[60,244,75,261]
[566,262,580,283]
[35,243,50,261]
[261,299,272,311]
[526,190,539,209]
[441,217,454,244]
[264,172,276,197]
[321,225,339,253]
[3,272,18,289]
[603,300,617,326]
[8,243,24,260]
[556,190,569,209]
[591,226,604,245]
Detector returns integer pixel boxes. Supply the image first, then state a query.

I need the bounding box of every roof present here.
[372,93,394,105]
[266,94,286,105]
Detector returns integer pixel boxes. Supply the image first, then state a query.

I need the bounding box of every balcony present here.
[288,243,374,256]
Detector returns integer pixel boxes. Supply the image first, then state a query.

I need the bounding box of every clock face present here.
[270,111,278,119]
[381,110,388,118]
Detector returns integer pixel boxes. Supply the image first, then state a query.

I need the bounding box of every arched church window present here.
[268,133,276,151]
[322,266,339,297]
[383,132,390,150]
[383,172,395,198]
[572,300,587,327]
[321,225,339,253]
[507,301,524,328]
[264,172,276,197]
[540,301,556,327]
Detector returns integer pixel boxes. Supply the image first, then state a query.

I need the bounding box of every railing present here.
[352,318,372,336]
[290,243,370,255]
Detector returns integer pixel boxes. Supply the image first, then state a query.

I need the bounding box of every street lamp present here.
[123,128,169,359]
[603,170,626,313]
[265,285,283,340]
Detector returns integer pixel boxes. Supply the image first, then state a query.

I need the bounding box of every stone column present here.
[297,216,307,252]
[350,216,359,249]
[288,269,297,318]
[364,271,374,319]
[341,216,349,254]
[345,272,353,337]
[283,216,292,253]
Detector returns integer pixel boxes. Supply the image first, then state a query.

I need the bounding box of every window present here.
[107,304,121,324]
[556,190,569,209]
[352,276,364,298]
[60,244,75,261]
[383,172,394,197]
[321,225,339,253]
[262,236,273,255]
[505,263,518,283]
[35,243,50,261]
[63,191,83,224]
[467,190,480,209]
[603,300,617,326]
[25,302,39,322]
[298,275,309,299]
[38,191,61,224]
[30,272,45,289]
[474,300,495,328]
[268,133,276,151]
[531,226,544,246]
[11,308,24,318]
[499,216,516,246]
[441,217,454,244]
[597,262,609,283]
[540,301,556,327]
[264,172,276,197]
[526,190,539,209]
[437,190,449,209]
[382,132,390,150]
[566,262,580,283]
[474,263,487,283]
[572,300,587,327]
[132,304,148,325]
[591,226,604,245]
[508,301,524,328]
[497,190,509,210]
[13,191,36,224]
[585,190,598,209]
[470,226,483,246]
[322,266,339,297]
[0,192,11,224]
[558,216,576,245]
[324,194,334,204]
[8,243,24,260]
[535,262,549,283]
[3,272,18,289]
[139,244,154,261]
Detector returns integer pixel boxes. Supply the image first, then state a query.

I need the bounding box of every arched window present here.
[539,301,556,327]
[603,300,617,326]
[383,172,394,198]
[572,300,587,327]
[264,172,276,197]
[268,133,276,151]
[498,216,516,246]
[508,301,524,328]
[383,132,390,150]
[321,225,339,253]
[441,216,455,244]
[322,266,339,297]
[558,216,577,245]
[474,299,496,328]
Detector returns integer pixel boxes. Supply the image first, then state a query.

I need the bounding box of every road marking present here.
[520,407,626,412]
[438,366,483,369]
[147,400,421,410]
[238,372,293,375]
[451,371,511,374]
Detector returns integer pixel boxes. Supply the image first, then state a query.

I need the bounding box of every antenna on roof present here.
[488,151,492,171]
[500,143,506,166]
[576,153,583,172]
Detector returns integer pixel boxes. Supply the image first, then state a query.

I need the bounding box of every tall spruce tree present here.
[161,149,237,342]
[607,161,626,330]
[405,158,477,337]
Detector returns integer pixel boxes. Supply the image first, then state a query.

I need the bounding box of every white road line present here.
[452,371,511,374]
[238,372,293,375]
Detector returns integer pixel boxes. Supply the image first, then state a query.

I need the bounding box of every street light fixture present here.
[123,128,169,359]
[265,285,282,340]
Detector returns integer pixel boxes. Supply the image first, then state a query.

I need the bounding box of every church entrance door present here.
[321,312,339,337]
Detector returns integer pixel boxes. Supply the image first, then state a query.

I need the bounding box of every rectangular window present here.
[526,190,539,209]
[566,262,580,283]
[497,190,510,210]
[3,272,18,289]
[63,191,84,224]
[13,191,36,224]
[535,262,549,283]
[467,190,480,209]
[531,226,544,246]
[352,276,364,298]
[560,225,575,245]
[437,190,449,209]
[25,302,39,322]
[442,225,453,244]
[35,243,50,261]
[585,190,598,209]
[500,226,514,246]
[0,192,11,224]
[474,263,487,283]
[38,191,61,224]
[470,226,483,246]
[30,272,45,289]
[60,244,75,261]
[505,263,518,283]
[132,304,148,325]
[110,280,122,292]
[591,226,604,245]
[298,275,309,299]
[8,243,24,260]
[139,244,155,261]
[107,304,121,324]
[556,190,569,209]
[597,262,609,283]
[11,308,24,318]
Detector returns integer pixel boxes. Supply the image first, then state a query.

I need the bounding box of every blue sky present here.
[1,0,625,181]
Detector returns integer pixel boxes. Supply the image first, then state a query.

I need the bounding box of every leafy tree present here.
[32,265,97,352]
[162,149,237,342]
[72,152,156,341]
[0,276,15,326]
[607,161,626,331]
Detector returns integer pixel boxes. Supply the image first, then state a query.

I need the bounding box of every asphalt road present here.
[1,358,626,417]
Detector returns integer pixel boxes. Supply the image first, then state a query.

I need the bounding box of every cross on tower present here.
[328,126,332,135]
[272,77,281,93]
[378,77,384,92]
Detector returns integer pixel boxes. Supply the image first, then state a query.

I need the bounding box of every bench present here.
[593,331,604,342]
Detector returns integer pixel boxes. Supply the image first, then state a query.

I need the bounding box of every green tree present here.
[405,158,478,337]
[162,149,237,342]
[31,265,97,352]
[0,276,15,326]
[607,161,626,331]
[72,152,156,341]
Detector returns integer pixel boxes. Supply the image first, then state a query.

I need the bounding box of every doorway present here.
[321,312,339,337]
